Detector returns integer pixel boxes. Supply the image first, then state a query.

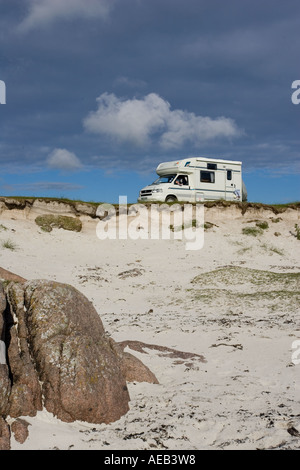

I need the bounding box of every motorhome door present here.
[173,174,191,201]
[225,169,240,200]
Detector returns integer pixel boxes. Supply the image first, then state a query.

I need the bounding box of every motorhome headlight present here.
[152,188,163,193]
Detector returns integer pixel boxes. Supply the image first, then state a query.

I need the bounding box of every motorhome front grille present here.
[140,190,152,196]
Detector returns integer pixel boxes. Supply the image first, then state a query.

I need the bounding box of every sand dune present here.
[0,200,299,450]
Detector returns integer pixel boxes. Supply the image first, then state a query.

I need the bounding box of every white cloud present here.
[47,148,82,171]
[19,0,113,32]
[159,109,241,150]
[83,92,168,146]
[83,92,241,149]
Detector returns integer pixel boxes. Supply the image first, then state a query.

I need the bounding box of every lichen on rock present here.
[0,273,160,448]
[7,280,131,424]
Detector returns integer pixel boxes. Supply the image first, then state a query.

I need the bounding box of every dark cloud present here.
[0,0,299,179]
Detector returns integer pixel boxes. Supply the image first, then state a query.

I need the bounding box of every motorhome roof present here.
[156,156,242,172]
[194,156,241,165]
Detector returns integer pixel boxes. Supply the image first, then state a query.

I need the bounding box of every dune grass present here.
[2,239,17,251]
[242,226,264,237]
[35,214,82,232]
[255,221,269,230]
[1,195,299,209]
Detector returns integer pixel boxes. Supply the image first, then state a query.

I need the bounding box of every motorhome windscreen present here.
[152,175,176,184]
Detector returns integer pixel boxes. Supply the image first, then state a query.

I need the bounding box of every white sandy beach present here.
[0,202,299,450]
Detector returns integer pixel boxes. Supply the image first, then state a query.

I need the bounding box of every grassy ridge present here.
[0,195,299,211]
[35,214,82,232]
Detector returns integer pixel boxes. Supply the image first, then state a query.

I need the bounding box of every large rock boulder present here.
[0,417,10,450]
[5,282,42,418]
[6,280,130,424]
[0,285,10,418]
[0,364,10,417]
[114,342,159,384]
[0,267,26,283]
[0,273,161,448]
[0,282,6,335]
[0,285,10,450]
[11,418,30,444]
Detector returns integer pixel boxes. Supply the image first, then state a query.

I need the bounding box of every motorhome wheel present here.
[165,195,177,202]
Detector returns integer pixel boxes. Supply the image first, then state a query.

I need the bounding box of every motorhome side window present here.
[207,163,217,170]
[174,175,189,186]
[200,170,215,183]
[227,170,232,180]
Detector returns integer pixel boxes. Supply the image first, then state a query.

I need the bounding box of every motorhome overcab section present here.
[138,157,247,203]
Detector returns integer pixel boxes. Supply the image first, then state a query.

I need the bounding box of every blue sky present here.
[0,0,299,204]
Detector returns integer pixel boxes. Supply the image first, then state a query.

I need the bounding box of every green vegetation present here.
[35,215,82,232]
[191,266,300,290]
[269,246,285,256]
[189,266,300,316]
[204,221,217,230]
[2,239,17,250]
[255,221,269,230]
[1,196,299,210]
[190,288,299,313]
[169,219,198,232]
[295,224,300,240]
[0,195,102,207]
[260,243,284,256]
[0,224,8,231]
[169,220,218,232]
[237,246,252,255]
[242,226,264,237]
[242,221,270,237]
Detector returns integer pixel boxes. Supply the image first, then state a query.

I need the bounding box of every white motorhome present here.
[139,157,247,203]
